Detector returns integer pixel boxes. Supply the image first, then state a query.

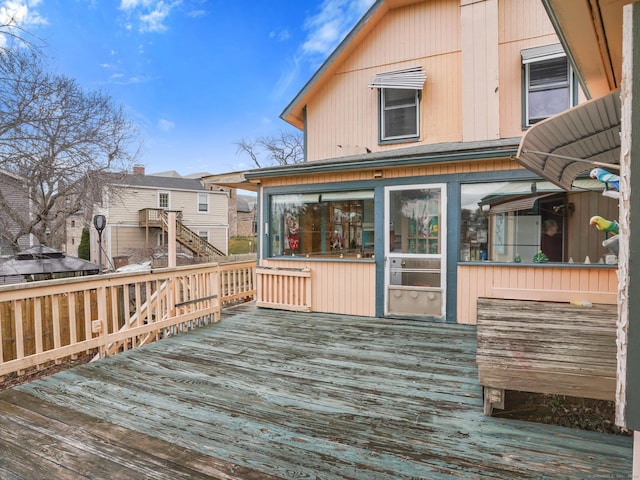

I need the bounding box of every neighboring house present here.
[92,166,229,269]
[237,194,257,237]
[63,211,87,258]
[0,169,34,255]
[208,0,618,320]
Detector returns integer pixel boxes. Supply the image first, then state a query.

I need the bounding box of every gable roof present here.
[281,0,422,129]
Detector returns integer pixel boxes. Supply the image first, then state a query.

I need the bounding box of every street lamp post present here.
[93,214,106,273]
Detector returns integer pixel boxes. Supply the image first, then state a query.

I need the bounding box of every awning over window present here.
[515,89,621,191]
[488,193,555,215]
[368,67,426,90]
[521,43,565,63]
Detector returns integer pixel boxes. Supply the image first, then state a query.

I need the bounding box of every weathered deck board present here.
[0,305,632,479]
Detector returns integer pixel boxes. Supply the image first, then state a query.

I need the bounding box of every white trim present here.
[521,43,564,64]
[384,183,447,318]
[369,67,426,90]
[197,192,209,213]
[158,191,170,209]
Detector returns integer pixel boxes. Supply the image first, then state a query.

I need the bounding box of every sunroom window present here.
[460,179,618,264]
[522,44,575,126]
[268,190,375,259]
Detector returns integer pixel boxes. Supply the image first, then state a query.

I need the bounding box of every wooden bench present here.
[476,297,617,415]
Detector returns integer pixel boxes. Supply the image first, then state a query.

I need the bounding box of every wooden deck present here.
[0,305,632,479]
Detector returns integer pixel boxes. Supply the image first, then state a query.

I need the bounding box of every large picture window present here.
[460,179,618,264]
[268,190,375,259]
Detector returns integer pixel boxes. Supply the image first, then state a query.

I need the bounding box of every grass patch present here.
[229,236,257,254]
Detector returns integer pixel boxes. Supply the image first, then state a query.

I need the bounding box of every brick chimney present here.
[133,165,145,176]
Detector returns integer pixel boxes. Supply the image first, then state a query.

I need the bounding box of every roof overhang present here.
[245,138,521,181]
[542,0,632,99]
[514,89,621,191]
[200,171,258,192]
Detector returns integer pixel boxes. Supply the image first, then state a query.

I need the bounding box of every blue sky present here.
[2,0,375,175]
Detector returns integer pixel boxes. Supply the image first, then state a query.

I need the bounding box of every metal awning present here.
[514,89,621,191]
[487,193,556,215]
[368,67,426,90]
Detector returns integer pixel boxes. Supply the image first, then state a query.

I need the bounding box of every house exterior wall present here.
[457,264,618,325]
[302,0,560,163]
[261,258,376,316]
[98,184,228,265]
[0,170,32,254]
[304,0,462,162]
[256,0,605,321]
[498,0,560,137]
[237,211,256,237]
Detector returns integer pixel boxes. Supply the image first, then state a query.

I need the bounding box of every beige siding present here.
[302,0,564,162]
[461,0,499,142]
[104,186,228,259]
[498,0,561,138]
[262,259,376,317]
[305,0,462,162]
[457,264,618,325]
[107,226,149,258]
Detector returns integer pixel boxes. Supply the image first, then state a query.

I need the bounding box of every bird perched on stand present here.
[590,215,620,237]
[590,168,620,191]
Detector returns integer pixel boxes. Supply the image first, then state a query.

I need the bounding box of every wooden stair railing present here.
[139,208,225,257]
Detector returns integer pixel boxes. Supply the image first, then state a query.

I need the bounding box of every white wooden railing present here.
[0,261,256,379]
[256,266,311,312]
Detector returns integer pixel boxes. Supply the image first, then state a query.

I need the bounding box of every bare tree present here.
[235,130,304,168]
[0,48,140,249]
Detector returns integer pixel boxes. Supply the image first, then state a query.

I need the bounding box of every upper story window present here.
[381,89,420,140]
[369,67,426,143]
[198,192,209,213]
[158,192,169,209]
[522,44,576,127]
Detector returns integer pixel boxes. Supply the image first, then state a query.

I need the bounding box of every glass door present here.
[385,184,446,318]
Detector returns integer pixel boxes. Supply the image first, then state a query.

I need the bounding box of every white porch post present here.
[620,4,640,478]
[167,211,177,268]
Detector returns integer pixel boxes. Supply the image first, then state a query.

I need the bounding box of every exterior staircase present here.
[139,208,225,257]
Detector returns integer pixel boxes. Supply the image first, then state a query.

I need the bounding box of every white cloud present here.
[301,0,374,57]
[157,118,174,132]
[119,0,194,34]
[0,0,47,28]
[272,0,374,101]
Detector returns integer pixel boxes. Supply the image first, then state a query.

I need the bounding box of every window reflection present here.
[460,179,617,264]
[269,191,375,258]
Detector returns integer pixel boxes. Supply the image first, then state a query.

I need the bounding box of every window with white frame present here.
[369,67,426,142]
[198,192,209,213]
[158,191,169,209]
[522,44,575,126]
[198,231,209,243]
